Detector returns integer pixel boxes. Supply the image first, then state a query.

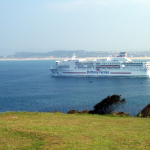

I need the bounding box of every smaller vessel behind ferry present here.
[50,52,150,77]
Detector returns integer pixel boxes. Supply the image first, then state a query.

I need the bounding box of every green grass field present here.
[0,112,150,150]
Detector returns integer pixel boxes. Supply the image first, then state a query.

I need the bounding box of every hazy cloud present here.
[46,0,113,11]
[46,0,150,11]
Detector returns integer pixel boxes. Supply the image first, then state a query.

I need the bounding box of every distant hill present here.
[2,50,150,58]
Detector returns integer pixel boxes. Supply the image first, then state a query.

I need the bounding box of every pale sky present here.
[0,0,150,55]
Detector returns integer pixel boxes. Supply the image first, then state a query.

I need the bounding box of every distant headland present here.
[1,50,150,61]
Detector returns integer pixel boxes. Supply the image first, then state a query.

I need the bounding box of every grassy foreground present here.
[0,112,150,150]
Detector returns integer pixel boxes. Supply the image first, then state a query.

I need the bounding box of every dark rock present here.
[82,110,90,114]
[137,103,150,117]
[113,111,130,116]
[67,109,90,114]
[67,110,79,114]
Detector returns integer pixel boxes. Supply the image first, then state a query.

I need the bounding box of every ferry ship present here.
[50,52,150,77]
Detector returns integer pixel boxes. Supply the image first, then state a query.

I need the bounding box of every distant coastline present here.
[1,57,150,61]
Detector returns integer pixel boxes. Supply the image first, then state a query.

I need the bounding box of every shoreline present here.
[0,57,150,61]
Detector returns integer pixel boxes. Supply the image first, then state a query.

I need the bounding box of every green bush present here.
[90,95,126,114]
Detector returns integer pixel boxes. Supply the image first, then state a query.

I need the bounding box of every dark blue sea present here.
[0,60,150,116]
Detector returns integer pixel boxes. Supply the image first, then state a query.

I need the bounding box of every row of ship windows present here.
[95,63,120,65]
[124,65,143,66]
[75,67,143,69]
[76,65,143,67]
[75,62,121,64]
[75,63,143,65]
[122,63,143,65]
[58,66,143,69]
[58,66,69,68]
[75,63,94,65]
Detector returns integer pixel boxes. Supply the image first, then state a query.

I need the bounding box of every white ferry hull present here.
[50,69,150,77]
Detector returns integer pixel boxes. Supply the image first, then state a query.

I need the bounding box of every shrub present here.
[91,95,126,114]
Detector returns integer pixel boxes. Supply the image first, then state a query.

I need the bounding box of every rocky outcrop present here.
[67,110,90,114]
[113,111,130,116]
[137,103,150,117]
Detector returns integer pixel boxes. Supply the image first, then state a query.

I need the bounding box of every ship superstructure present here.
[50,52,150,77]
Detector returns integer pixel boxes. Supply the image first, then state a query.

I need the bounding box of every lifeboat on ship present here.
[107,65,113,67]
[114,65,120,68]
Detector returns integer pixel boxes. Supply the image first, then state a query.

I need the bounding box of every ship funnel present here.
[117,52,127,57]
